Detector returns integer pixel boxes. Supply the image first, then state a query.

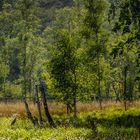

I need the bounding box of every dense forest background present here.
[0,0,140,109]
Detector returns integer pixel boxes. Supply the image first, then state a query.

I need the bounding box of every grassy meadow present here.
[0,101,140,140]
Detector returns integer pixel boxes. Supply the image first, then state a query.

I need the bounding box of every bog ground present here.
[0,101,140,140]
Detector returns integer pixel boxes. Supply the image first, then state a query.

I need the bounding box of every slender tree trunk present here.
[73,93,77,117]
[35,85,43,126]
[105,81,110,100]
[112,84,121,103]
[67,104,73,114]
[3,61,7,96]
[23,97,36,125]
[96,31,102,110]
[73,70,77,118]
[20,0,37,125]
[67,104,69,114]
[98,62,102,109]
[128,75,134,102]
[21,35,35,125]
[124,66,127,111]
[66,92,70,114]
[97,50,102,110]
[39,77,55,127]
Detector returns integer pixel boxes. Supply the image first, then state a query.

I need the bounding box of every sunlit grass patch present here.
[0,117,92,140]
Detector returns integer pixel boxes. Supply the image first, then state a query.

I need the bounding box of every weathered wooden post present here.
[39,77,55,127]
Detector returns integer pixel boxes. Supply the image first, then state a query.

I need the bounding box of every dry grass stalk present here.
[0,100,139,117]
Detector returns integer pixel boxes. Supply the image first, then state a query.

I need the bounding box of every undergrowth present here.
[0,106,140,140]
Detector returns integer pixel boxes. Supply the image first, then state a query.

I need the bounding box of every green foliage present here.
[0,0,140,139]
[0,107,140,139]
[0,118,92,140]
[111,0,140,100]
[0,0,140,108]
[50,30,78,105]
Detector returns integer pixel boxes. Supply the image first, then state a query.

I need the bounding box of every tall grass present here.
[0,100,139,117]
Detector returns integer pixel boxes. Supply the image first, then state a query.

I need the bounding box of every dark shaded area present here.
[38,0,73,31]
[39,0,73,9]
[86,114,140,129]
[54,113,140,129]
[8,48,20,81]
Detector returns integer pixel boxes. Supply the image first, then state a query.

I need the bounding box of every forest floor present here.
[0,101,140,140]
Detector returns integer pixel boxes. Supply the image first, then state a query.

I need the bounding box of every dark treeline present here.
[0,0,140,124]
